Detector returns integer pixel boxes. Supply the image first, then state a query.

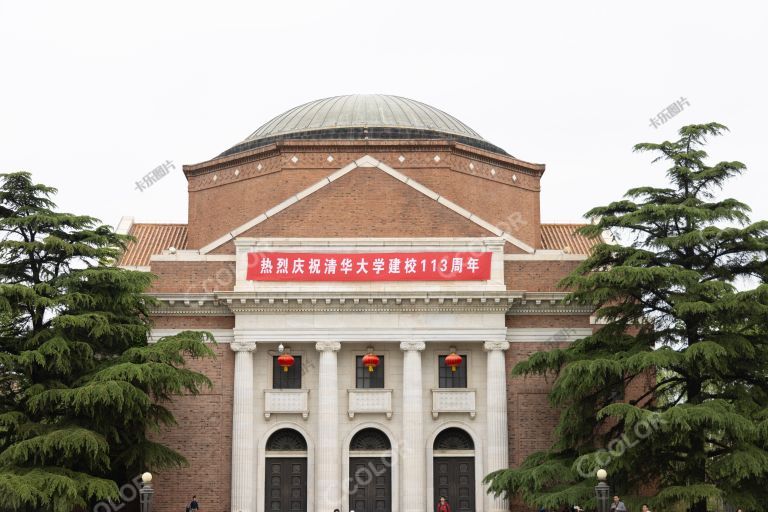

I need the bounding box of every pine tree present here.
[485,124,768,512]
[0,172,215,511]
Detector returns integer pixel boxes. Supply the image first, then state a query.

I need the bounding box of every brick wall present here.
[397,166,540,249]
[507,341,571,468]
[506,315,591,328]
[148,343,234,512]
[188,166,335,248]
[149,261,236,294]
[215,167,495,248]
[184,142,543,252]
[505,260,582,291]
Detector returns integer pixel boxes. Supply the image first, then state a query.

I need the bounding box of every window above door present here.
[438,354,467,388]
[356,355,385,388]
[273,355,302,389]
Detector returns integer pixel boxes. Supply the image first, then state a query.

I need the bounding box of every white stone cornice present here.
[150,253,236,262]
[230,341,257,352]
[315,341,341,352]
[117,265,152,271]
[225,299,512,314]
[504,251,587,261]
[115,216,134,235]
[148,328,233,344]
[399,341,426,352]
[146,291,596,316]
[483,341,511,351]
[231,328,507,344]
[218,290,521,314]
[147,293,230,316]
[234,236,503,248]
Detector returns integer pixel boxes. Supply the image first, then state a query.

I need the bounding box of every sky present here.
[1,1,766,228]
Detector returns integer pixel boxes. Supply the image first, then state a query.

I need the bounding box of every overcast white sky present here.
[1,1,766,229]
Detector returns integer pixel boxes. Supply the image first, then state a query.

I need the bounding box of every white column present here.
[231,339,257,512]
[315,341,342,511]
[484,341,511,512]
[400,341,426,512]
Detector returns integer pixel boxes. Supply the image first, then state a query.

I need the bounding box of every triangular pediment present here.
[200,156,534,254]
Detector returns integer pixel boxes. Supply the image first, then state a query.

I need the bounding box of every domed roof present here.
[219,94,507,157]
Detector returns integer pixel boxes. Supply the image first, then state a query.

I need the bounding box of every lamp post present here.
[594,469,610,512]
[139,472,154,512]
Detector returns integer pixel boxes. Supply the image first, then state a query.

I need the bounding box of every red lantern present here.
[362,353,380,373]
[445,352,463,372]
[277,353,295,372]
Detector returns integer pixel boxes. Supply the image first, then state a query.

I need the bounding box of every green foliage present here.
[0,172,215,511]
[485,124,768,512]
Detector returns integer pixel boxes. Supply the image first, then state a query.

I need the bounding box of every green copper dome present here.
[220,94,507,156]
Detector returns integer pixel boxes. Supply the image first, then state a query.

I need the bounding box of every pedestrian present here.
[437,495,452,512]
[610,496,627,512]
[186,495,199,511]
[641,504,651,512]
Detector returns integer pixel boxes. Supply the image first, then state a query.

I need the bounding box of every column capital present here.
[399,341,426,352]
[230,341,257,352]
[483,341,510,352]
[315,341,341,352]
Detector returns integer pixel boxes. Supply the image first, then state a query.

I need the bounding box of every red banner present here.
[246,252,492,281]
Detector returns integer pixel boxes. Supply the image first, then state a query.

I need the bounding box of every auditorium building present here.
[117,94,602,512]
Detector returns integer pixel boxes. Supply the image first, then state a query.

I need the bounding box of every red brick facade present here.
[149,345,234,512]
[119,99,609,512]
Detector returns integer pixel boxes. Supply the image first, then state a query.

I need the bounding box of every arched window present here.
[266,428,307,451]
[350,428,391,451]
[433,427,474,450]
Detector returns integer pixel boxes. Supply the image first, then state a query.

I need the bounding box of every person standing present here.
[610,496,627,512]
[187,495,199,511]
[437,495,452,512]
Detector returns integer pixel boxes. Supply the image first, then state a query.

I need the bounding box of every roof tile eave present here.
[539,223,602,255]
[118,223,189,267]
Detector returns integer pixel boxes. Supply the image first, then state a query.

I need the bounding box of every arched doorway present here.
[433,427,475,512]
[349,427,392,512]
[265,428,308,512]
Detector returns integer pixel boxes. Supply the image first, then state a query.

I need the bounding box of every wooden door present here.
[433,457,475,512]
[265,457,307,512]
[349,456,392,512]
